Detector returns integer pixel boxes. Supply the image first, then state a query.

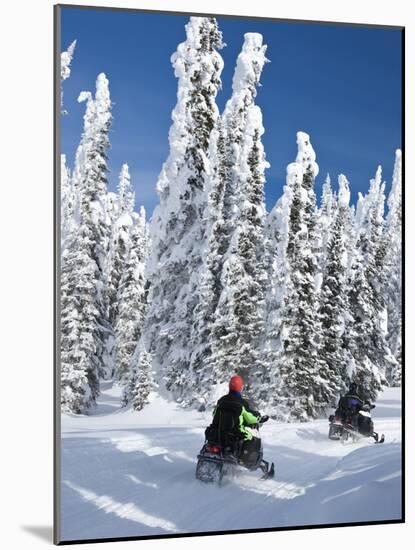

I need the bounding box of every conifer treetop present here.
[77,73,111,133]
[338,174,351,208]
[388,149,402,214]
[232,33,268,96]
[296,131,319,177]
[139,205,146,224]
[117,163,135,214]
[355,191,367,230]
[286,160,305,184]
[368,166,386,225]
[171,17,224,81]
[95,73,111,116]
[118,163,130,194]
[155,17,224,200]
[370,165,383,194]
[77,90,95,138]
[61,39,77,82]
[60,40,77,112]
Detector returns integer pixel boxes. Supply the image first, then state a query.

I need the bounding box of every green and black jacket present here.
[208,391,261,442]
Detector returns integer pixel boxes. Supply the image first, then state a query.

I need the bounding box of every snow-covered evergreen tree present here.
[262,160,298,403]
[197,33,269,406]
[319,175,353,395]
[114,207,149,384]
[348,166,391,401]
[121,340,152,411]
[316,174,337,280]
[144,17,224,402]
[383,150,402,384]
[69,91,94,229]
[186,119,227,404]
[117,163,135,213]
[60,73,113,412]
[78,74,113,380]
[106,164,135,329]
[61,154,74,251]
[273,133,336,421]
[60,39,76,113]
[61,226,102,413]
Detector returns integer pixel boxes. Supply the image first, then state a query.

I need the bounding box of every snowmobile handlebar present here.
[249,415,269,430]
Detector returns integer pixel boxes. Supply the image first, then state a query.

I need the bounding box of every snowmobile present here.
[195,416,275,486]
[328,403,384,444]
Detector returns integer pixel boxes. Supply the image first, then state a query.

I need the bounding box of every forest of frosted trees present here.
[60,17,402,422]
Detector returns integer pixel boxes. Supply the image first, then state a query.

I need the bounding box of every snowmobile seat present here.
[205,424,243,458]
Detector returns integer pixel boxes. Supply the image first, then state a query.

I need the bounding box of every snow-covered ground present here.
[60,385,402,542]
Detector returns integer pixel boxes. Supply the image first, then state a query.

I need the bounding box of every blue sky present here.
[60,6,402,216]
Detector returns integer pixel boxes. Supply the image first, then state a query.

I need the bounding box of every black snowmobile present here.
[328,403,384,444]
[195,416,275,486]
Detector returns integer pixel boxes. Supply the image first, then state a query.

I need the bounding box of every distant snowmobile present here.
[328,403,384,444]
[195,416,274,486]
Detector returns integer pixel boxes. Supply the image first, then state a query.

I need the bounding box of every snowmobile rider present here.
[335,382,364,427]
[205,375,267,455]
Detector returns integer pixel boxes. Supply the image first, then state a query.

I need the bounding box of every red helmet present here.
[229,375,244,393]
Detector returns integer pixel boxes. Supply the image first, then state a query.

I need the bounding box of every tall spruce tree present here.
[61,226,102,413]
[121,339,153,411]
[114,207,149,384]
[316,174,337,280]
[383,150,402,384]
[105,164,135,331]
[200,33,269,407]
[319,175,353,395]
[61,154,74,251]
[348,167,390,401]
[60,73,112,412]
[144,17,224,403]
[186,119,227,405]
[60,39,76,113]
[263,157,299,405]
[70,94,94,230]
[273,133,336,421]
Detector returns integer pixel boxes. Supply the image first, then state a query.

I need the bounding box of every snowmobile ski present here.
[260,461,275,480]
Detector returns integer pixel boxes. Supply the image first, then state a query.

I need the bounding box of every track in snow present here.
[60,385,402,542]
